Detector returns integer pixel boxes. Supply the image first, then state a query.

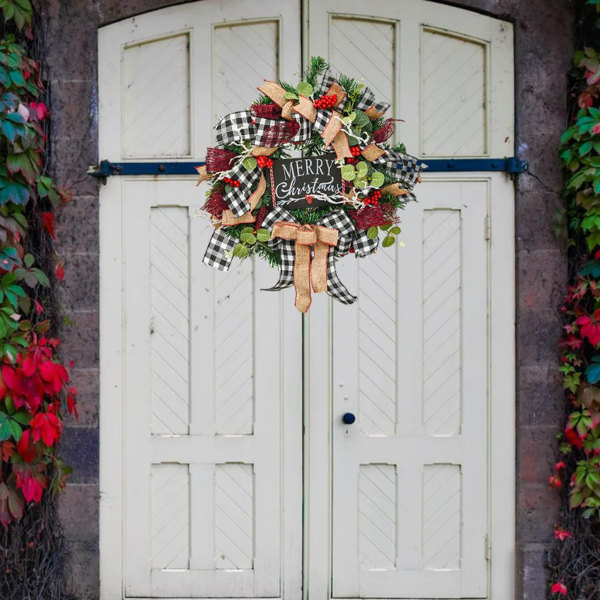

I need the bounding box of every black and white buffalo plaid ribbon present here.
[260,206,357,305]
[203,229,236,271]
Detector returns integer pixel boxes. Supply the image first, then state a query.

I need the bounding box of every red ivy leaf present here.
[55,260,64,281]
[41,212,56,240]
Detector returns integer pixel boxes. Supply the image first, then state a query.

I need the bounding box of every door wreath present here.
[199,57,426,312]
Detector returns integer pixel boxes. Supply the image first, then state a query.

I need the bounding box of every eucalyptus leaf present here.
[354,178,367,189]
[389,226,401,235]
[284,91,299,100]
[233,244,249,258]
[356,161,368,176]
[353,109,369,128]
[367,227,379,240]
[241,226,254,236]
[382,235,396,248]
[380,223,391,231]
[256,229,271,243]
[297,81,314,96]
[242,156,257,171]
[341,165,356,181]
[241,233,257,246]
[370,171,385,188]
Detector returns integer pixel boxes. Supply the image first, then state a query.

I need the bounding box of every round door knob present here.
[342,412,356,425]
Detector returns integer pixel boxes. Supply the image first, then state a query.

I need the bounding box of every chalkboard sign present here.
[270,155,342,209]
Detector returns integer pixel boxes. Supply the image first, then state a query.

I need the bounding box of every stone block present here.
[517,308,562,368]
[49,79,98,144]
[57,252,99,311]
[518,425,560,485]
[59,427,99,484]
[58,483,99,544]
[55,196,99,254]
[516,543,551,600]
[66,367,99,428]
[59,310,99,369]
[518,248,567,311]
[64,539,100,600]
[44,1,99,82]
[517,482,560,544]
[518,365,565,427]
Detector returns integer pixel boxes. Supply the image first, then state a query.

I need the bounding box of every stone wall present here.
[43,0,573,597]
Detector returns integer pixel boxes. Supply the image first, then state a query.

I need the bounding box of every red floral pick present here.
[555,461,566,470]
[551,582,567,595]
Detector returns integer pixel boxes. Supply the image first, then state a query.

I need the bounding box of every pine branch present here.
[303,56,329,87]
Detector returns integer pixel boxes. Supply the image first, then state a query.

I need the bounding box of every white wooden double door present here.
[99,1,515,598]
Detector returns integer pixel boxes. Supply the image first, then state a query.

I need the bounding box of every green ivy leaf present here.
[0,182,28,205]
[8,70,24,87]
[580,141,593,156]
[8,420,21,442]
[587,356,600,384]
[0,413,11,441]
[296,82,313,97]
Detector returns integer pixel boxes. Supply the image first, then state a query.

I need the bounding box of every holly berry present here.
[256,156,273,169]
[313,94,337,109]
[363,190,382,206]
[350,146,362,157]
[223,177,241,188]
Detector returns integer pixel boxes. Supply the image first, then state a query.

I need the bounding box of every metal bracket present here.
[88,156,528,179]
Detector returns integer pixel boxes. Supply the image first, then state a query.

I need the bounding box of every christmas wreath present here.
[199,57,426,312]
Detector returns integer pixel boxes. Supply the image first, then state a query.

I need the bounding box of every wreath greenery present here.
[199,57,425,311]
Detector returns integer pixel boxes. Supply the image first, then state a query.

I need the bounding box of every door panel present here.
[331,179,488,598]
[99,2,302,598]
[307,2,514,599]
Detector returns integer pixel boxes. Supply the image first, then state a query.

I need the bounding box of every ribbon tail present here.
[325,251,357,305]
[203,230,235,272]
[293,243,312,313]
[261,240,296,291]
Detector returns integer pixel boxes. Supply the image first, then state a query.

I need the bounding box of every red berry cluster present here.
[350,146,362,157]
[363,190,382,206]
[223,177,241,188]
[256,156,273,169]
[313,94,337,109]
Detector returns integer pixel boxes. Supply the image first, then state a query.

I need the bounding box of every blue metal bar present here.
[89,157,528,178]
[423,157,528,173]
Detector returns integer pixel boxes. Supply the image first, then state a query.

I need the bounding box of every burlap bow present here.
[259,205,358,307]
[270,222,338,312]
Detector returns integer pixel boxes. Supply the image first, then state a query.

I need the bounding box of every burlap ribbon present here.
[257,78,353,160]
[221,173,267,226]
[270,222,338,312]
